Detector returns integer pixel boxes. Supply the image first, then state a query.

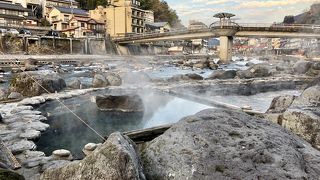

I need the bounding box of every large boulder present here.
[0,169,25,180]
[247,64,272,78]
[141,109,320,179]
[207,70,236,80]
[280,86,320,149]
[105,73,122,86]
[92,74,109,88]
[96,94,144,112]
[266,95,296,113]
[67,79,81,89]
[10,71,66,97]
[92,73,122,87]
[291,85,320,107]
[293,60,312,74]
[41,132,146,180]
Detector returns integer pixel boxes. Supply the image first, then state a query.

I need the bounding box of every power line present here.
[10,59,107,141]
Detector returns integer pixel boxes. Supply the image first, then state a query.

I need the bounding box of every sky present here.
[165,0,320,26]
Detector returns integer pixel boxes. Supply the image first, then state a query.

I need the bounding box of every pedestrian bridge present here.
[113,23,320,62]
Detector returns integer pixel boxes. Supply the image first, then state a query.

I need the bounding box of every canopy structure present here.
[213,13,235,19]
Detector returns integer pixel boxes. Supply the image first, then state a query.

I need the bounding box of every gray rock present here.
[141,109,320,179]
[293,60,312,74]
[84,143,97,151]
[282,108,320,149]
[8,92,23,99]
[247,64,272,77]
[105,73,122,86]
[0,88,8,101]
[292,85,320,107]
[9,121,49,132]
[267,95,296,113]
[170,74,203,81]
[0,168,25,180]
[10,71,66,97]
[52,149,73,161]
[312,61,320,70]
[96,94,144,112]
[67,79,81,89]
[236,70,254,79]
[41,132,146,180]
[207,70,237,79]
[19,129,41,140]
[92,74,108,88]
[41,160,71,173]
[8,140,36,154]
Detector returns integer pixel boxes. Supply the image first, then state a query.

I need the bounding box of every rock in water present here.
[96,95,144,112]
[41,132,146,180]
[207,70,236,79]
[105,73,122,86]
[67,79,81,89]
[266,95,296,113]
[169,74,203,81]
[0,169,25,180]
[10,71,66,97]
[293,60,312,74]
[92,74,109,88]
[141,109,320,179]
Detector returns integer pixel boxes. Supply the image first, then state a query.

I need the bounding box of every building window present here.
[81,23,85,27]
[83,32,86,36]
[64,15,69,22]
[53,24,57,30]
[62,24,68,29]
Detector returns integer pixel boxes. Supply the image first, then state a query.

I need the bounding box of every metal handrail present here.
[113,23,320,41]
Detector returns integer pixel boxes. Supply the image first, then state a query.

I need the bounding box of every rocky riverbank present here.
[0,54,320,179]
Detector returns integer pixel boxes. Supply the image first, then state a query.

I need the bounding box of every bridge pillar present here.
[219,36,233,63]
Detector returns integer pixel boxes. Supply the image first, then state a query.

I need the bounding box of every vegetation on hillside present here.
[75,0,183,28]
[283,3,320,24]
[75,0,107,10]
[139,0,183,28]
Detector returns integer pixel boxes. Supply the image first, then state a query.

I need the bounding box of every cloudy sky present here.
[166,0,320,26]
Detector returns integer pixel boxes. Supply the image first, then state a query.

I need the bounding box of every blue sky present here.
[165,0,319,26]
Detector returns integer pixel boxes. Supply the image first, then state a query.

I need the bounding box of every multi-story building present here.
[48,6,105,38]
[62,16,105,38]
[45,0,78,17]
[143,10,154,23]
[48,6,87,31]
[0,1,29,27]
[145,22,171,33]
[90,0,145,37]
[188,20,207,30]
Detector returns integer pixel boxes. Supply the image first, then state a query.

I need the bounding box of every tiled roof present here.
[0,1,28,12]
[55,6,88,16]
[145,22,169,28]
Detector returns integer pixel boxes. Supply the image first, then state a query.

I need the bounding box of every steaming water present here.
[35,90,211,159]
[207,90,302,112]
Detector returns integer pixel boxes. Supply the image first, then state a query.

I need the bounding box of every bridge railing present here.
[113,23,320,41]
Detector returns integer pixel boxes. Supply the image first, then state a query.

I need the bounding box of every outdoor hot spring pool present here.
[34,90,212,159]
[34,89,302,159]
